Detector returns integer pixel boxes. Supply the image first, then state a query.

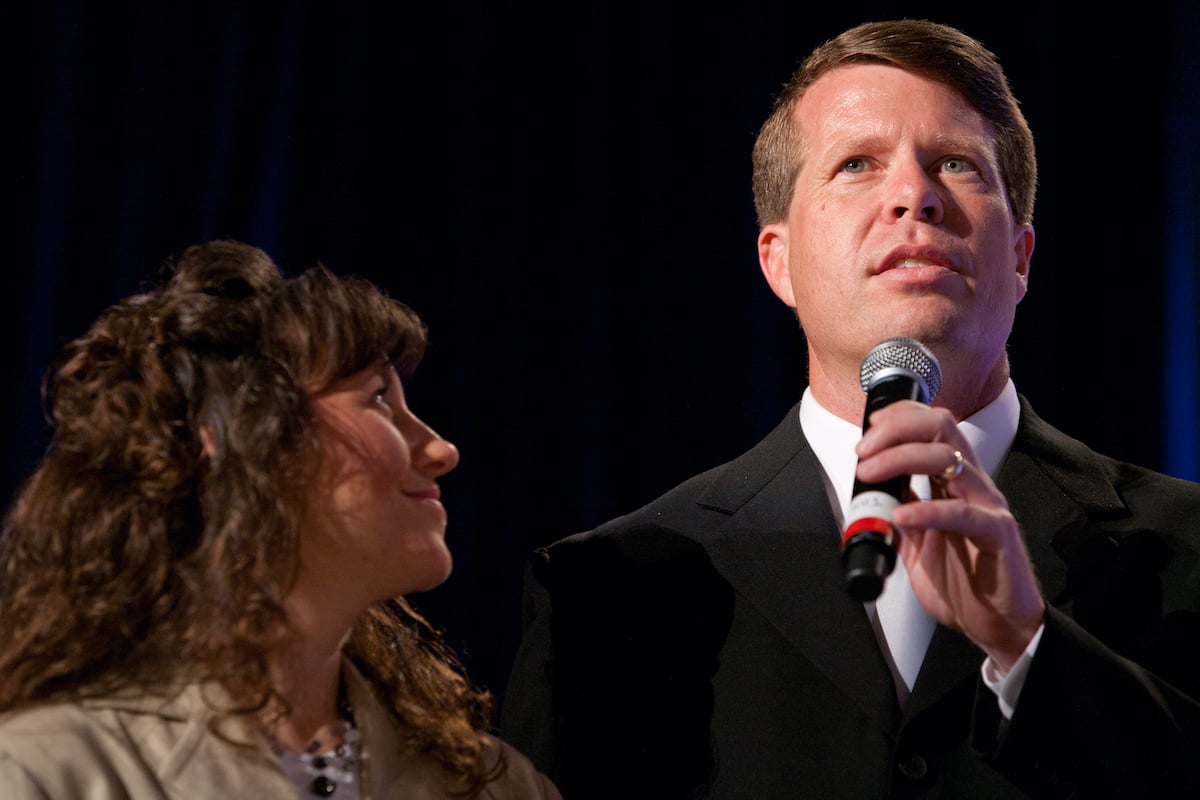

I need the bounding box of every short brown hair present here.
[751,19,1037,227]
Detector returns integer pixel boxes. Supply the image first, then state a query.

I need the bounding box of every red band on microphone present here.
[841,516,895,548]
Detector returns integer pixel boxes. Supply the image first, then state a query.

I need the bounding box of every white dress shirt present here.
[799,380,1040,715]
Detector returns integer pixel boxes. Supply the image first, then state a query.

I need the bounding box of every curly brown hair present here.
[752,19,1037,228]
[0,240,499,794]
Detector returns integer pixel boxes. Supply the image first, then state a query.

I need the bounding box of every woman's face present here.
[299,362,459,606]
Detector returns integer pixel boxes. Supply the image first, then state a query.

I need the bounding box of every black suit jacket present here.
[501,397,1200,798]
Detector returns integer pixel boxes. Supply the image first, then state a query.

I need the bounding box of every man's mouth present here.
[895,258,940,270]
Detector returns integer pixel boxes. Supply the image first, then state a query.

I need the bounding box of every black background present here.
[9,1,1199,710]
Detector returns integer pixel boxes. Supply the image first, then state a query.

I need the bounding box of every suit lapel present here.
[1000,397,1127,606]
[907,397,1127,715]
[694,404,902,733]
[694,398,1129,732]
[905,624,984,721]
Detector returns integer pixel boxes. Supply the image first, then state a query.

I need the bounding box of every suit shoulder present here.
[1060,431,1200,523]
[1107,457,1200,505]
[1016,397,1200,519]
[551,403,809,551]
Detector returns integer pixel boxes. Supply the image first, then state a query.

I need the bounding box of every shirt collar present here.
[799,380,1020,525]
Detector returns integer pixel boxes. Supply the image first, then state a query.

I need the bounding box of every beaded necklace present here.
[275,719,363,798]
[273,680,363,798]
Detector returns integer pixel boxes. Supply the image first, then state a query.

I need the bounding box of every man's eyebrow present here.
[930,131,997,154]
[811,128,889,160]
[815,129,998,162]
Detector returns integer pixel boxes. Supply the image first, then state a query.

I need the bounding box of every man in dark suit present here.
[500,19,1200,798]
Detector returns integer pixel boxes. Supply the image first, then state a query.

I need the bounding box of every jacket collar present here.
[74,659,461,797]
[998,396,1128,607]
[689,396,1125,732]
[693,403,903,732]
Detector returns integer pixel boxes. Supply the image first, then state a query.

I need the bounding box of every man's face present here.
[758,64,1033,398]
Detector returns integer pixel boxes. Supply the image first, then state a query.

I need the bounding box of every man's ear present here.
[1013,223,1034,303]
[758,223,796,307]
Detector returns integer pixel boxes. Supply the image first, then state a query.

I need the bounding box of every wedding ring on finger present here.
[932,449,965,485]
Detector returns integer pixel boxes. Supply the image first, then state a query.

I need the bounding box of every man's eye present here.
[842,158,867,174]
[940,158,975,174]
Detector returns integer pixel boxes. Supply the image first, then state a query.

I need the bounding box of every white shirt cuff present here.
[980,623,1046,719]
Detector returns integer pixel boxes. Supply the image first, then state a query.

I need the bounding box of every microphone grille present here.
[859,337,943,402]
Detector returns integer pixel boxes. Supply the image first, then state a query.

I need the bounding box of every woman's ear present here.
[199,426,217,459]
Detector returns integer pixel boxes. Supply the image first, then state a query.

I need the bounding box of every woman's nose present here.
[415,426,460,477]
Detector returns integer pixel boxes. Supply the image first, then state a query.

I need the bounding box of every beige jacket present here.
[0,666,560,799]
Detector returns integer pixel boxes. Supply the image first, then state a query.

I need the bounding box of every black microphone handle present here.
[841,373,927,602]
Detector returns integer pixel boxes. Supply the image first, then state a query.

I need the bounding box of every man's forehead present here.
[791,64,993,146]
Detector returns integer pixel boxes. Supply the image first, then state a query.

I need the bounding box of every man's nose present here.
[887,163,944,223]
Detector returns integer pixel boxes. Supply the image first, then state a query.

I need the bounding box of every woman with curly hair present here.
[0,240,560,799]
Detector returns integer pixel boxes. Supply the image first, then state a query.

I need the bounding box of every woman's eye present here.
[940,157,975,174]
[372,387,394,413]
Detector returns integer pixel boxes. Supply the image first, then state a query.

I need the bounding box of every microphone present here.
[841,337,943,602]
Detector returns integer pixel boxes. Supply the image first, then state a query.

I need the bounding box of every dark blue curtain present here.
[11,1,1199,708]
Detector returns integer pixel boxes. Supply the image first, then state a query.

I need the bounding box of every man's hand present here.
[853,400,1045,672]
